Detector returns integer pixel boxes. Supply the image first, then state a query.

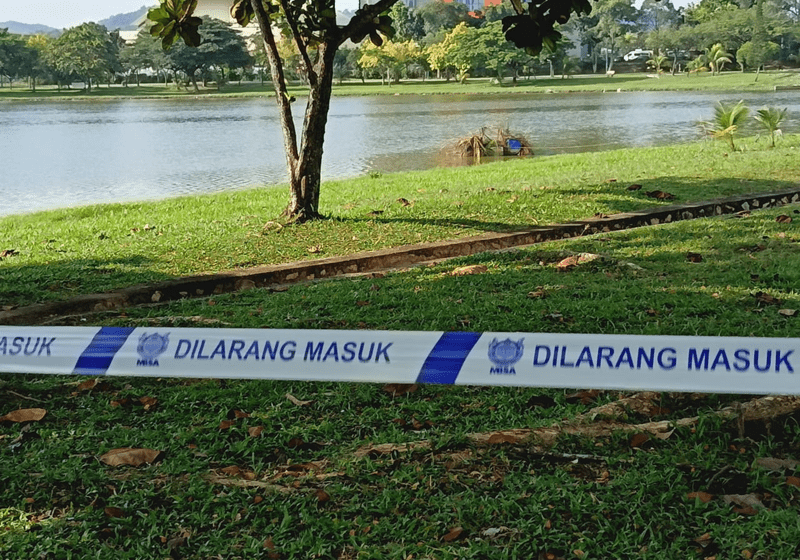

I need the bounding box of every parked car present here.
[623,49,653,62]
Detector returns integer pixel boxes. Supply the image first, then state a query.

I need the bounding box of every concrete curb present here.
[3,188,799,326]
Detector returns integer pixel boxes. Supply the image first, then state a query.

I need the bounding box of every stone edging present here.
[2,188,799,326]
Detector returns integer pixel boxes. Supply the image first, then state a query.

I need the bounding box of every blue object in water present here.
[506,138,523,154]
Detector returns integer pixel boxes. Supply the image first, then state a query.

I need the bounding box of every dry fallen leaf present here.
[786,476,800,487]
[645,190,676,200]
[778,309,797,317]
[99,448,162,467]
[248,426,264,437]
[451,264,488,276]
[686,252,703,263]
[629,433,650,448]
[686,491,714,504]
[139,396,158,410]
[722,493,764,515]
[627,184,642,191]
[556,253,600,271]
[314,489,331,503]
[219,419,236,430]
[397,197,412,206]
[104,507,126,519]
[286,393,313,407]
[0,408,47,423]
[382,383,418,396]
[776,214,793,224]
[442,527,464,542]
[754,291,781,305]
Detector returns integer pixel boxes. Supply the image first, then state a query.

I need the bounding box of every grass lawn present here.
[2,205,800,558]
[2,135,800,309]
[2,136,800,558]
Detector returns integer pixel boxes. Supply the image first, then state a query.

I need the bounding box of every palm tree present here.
[707,43,733,75]
[753,107,787,147]
[702,100,749,151]
[647,53,668,75]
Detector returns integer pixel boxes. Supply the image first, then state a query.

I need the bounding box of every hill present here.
[99,5,151,31]
[0,21,60,36]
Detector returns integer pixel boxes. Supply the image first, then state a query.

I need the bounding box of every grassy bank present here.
[2,203,800,558]
[2,69,799,101]
[2,136,800,309]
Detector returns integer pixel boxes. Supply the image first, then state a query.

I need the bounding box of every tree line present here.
[0,18,252,91]
[3,0,798,92]
[347,0,800,82]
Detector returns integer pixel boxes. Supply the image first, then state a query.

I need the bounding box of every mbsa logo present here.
[488,338,524,375]
[137,333,169,367]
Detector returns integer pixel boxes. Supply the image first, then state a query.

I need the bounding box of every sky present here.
[2,0,692,29]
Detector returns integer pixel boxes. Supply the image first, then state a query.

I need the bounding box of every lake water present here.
[2,89,799,217]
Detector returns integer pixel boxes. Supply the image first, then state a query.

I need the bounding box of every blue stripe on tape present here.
[73,327,135,375]
[416,332,482,384]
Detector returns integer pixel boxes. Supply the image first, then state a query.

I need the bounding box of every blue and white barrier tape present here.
[0,327,798,394]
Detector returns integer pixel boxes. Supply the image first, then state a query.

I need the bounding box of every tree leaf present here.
[0,408,47,423]
[99,448,162,467]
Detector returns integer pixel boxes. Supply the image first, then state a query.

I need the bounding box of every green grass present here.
[2,69,799,102]
[2,206,800,558]
[3,136,800,308]
[3,124,800,559]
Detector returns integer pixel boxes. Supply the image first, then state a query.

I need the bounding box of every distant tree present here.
[390,2,425,42]
[707,42,733,73]
[479,21,538,83]
[684,0,740,25]
[540,29,575,78]
[736,0,780,77]
[591,0,638,72]
[483,0,517,23]
[24,34,54,91]
[121,30,170,86]
[0,28,33,89]
[359,39,423,83]
[49,23,121,91]
[164,18,252,91]
[637,0,682,32]
[426,22,473,82]
[647,52,669,73]
[417,0,471,36]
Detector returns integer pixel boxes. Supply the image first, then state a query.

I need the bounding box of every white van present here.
[623,49,653,62]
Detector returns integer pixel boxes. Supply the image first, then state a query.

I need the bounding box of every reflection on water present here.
[2,90,800,216]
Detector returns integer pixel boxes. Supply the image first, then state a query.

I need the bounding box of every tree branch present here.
[250,0,299,163]
[278,0,318,87]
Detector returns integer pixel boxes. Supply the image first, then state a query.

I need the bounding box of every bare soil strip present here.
[2,188,799,326]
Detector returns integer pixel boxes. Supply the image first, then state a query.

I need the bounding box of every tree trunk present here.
[285,42,338,221]
[250,0,333,222]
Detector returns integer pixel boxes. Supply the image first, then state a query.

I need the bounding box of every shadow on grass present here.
[0,256,173,309]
